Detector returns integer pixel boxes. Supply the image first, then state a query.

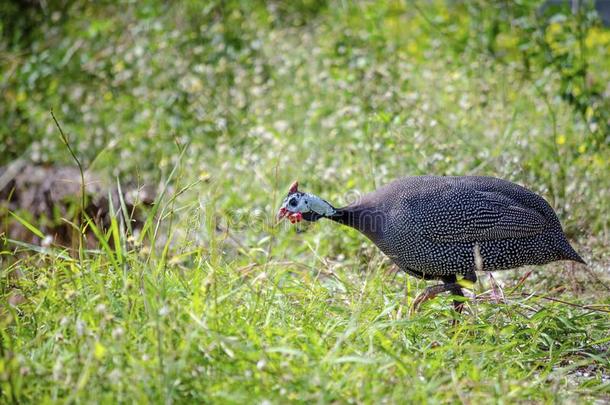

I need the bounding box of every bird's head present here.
[277,181,336,224]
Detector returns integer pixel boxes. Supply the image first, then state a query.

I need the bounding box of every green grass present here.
[2,236,610,403]
[2,0,610,403]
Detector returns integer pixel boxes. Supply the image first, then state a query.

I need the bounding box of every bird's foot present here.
[410,289,435,315]
[410,283,461,315]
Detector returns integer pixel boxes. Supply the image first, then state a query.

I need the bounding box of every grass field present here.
[1,1,610,403]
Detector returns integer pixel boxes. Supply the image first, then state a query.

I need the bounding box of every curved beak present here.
[277,207,303,224]
[277,207,288,221]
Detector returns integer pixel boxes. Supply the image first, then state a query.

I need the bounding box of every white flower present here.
[95,304,107,314]
[76,319,86,337]
[112,327,124,339]
[158,306,170,317]
[41,235,53,248]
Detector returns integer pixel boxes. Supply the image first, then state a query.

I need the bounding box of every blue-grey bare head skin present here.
[278,181,336,221]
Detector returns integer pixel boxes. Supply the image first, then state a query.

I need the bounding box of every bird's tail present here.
[557,235,586,265]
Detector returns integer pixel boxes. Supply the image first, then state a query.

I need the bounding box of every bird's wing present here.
[409,189,548,242]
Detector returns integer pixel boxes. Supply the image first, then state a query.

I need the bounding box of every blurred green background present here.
[1,0,609,234]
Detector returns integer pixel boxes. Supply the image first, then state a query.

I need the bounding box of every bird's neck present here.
[328,205,384,240]
[328,207,356,226]
[304,196,385,240]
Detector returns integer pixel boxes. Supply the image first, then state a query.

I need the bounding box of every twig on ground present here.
[51,110,86,250]
[518,291,610,314]
[582,266,610,292]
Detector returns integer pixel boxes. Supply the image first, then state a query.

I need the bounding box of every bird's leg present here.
[410,275,467,314]
[452,272,476,313]
[448,283,466,314]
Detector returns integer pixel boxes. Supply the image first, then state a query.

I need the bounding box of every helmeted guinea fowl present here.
[277,176,585,312]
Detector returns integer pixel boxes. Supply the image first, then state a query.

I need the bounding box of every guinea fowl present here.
[277,177,585,312]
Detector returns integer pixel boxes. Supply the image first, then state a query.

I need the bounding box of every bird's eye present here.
[289,198,298,207]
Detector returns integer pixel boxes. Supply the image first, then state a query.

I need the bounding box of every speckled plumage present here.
[326,176,584,279]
